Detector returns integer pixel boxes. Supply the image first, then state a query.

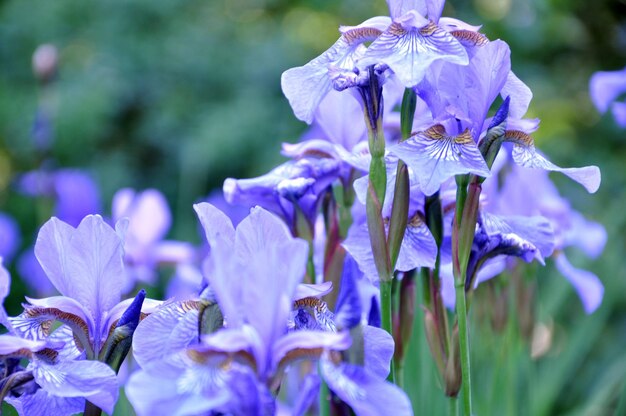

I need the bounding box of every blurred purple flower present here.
[17,169,101,226]
[590,66,626,127]
[0,212,20,262]
[112,188,195,288]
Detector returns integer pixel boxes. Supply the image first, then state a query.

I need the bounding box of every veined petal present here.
[34,218,75,298]
[5,389,84,416]
[360,11,468,88]
[235,207,294,261]
[390,125,490,196]
[0,334,47,355]
[281,23,379,123]
[342,222,379,283]
[321,358,413,416]
[33,359,118,414]
[396,214,438,270]
[363,325,395,379]
[506,131,601,193]
[126,366,230,416]
[554,253,603,314]
[133,300,201,369]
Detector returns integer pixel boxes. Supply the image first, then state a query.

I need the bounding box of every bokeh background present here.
[0,0,625,414]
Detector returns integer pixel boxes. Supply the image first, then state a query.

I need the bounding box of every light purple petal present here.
[34,218,76,298]
[511,144,601,193]
[281,24,378,123]
[126,366,230,416]
[564,212,606,259]
[193,202,236,247]
[390,126,490,196]
[589,67,626,113]
[273,330,351,369]
[363,325,395,379]
[611,101,626,127]
[235,206,294,262]
[0,213,20,261]
[342,222,379,283]
[501,71,532,119]
[132,301,200,369]
[113,188,171,246]
[293,282,333,300]
[53,170,101,227]
[0,334,47,354]
[321,358,413,416]
[360,11,468,88]
[396,216,438,270]
[386,0,427,20]
[67,215,125,333]
[33,360,118,414]
[554,253,603,314]
[5,389,84,416]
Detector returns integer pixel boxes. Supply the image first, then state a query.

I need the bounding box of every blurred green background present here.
[0,0,625,414]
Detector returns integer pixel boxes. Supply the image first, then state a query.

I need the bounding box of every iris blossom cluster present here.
[0,0,605,415]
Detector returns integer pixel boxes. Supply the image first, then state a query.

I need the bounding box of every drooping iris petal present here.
[390,125,490,196]
[589,66,626,113]
[363,325,395,379]
[281,19,386,123]
[5,389,84,416]
[32,360,118,414]
[395,215,438,271]
[0,334,47,354]
[359,11,468,88]
[321,357,413,416]
[480,212,555,262]
[506,131,601,193]
[554,253,603,314]
[293,282,333,300]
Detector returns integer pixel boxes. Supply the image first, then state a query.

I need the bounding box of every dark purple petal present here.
[6,389,84,416]
[335,255,363,329]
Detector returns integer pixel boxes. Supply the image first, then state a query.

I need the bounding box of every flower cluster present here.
[0,0,605,415]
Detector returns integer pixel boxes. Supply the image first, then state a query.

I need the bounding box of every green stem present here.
[381,279,396,383]
[455,281,472,415]
[449,396,459,416]
[319,375,331,416]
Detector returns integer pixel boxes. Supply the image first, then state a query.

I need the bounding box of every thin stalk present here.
[319,375,331,416]
[449,397,459,416]
[455,281,472,415]
[381,279,396,383]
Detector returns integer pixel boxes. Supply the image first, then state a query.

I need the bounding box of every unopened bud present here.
[32,44,58,83]
[444,325,461,397]
[423,309,445,376]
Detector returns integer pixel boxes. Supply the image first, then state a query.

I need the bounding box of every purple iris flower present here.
[127,204,350,415]
[0,260,119,416]
[112,188,195,289]
[224,157,341,236]
[590,66,626,127]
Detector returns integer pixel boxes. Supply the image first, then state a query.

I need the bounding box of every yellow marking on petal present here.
[388,22,407,36]
[423,124,447,140]
[35,348,59,363]
[419,21,438,36]
[180,300,203,313]
[454,129,474,145]
[294,297,330,316]
[451,30,489,46]
[342,27,383,45]
[505,130,534,146]
[279,347,324,370]
[408,213,426,227]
